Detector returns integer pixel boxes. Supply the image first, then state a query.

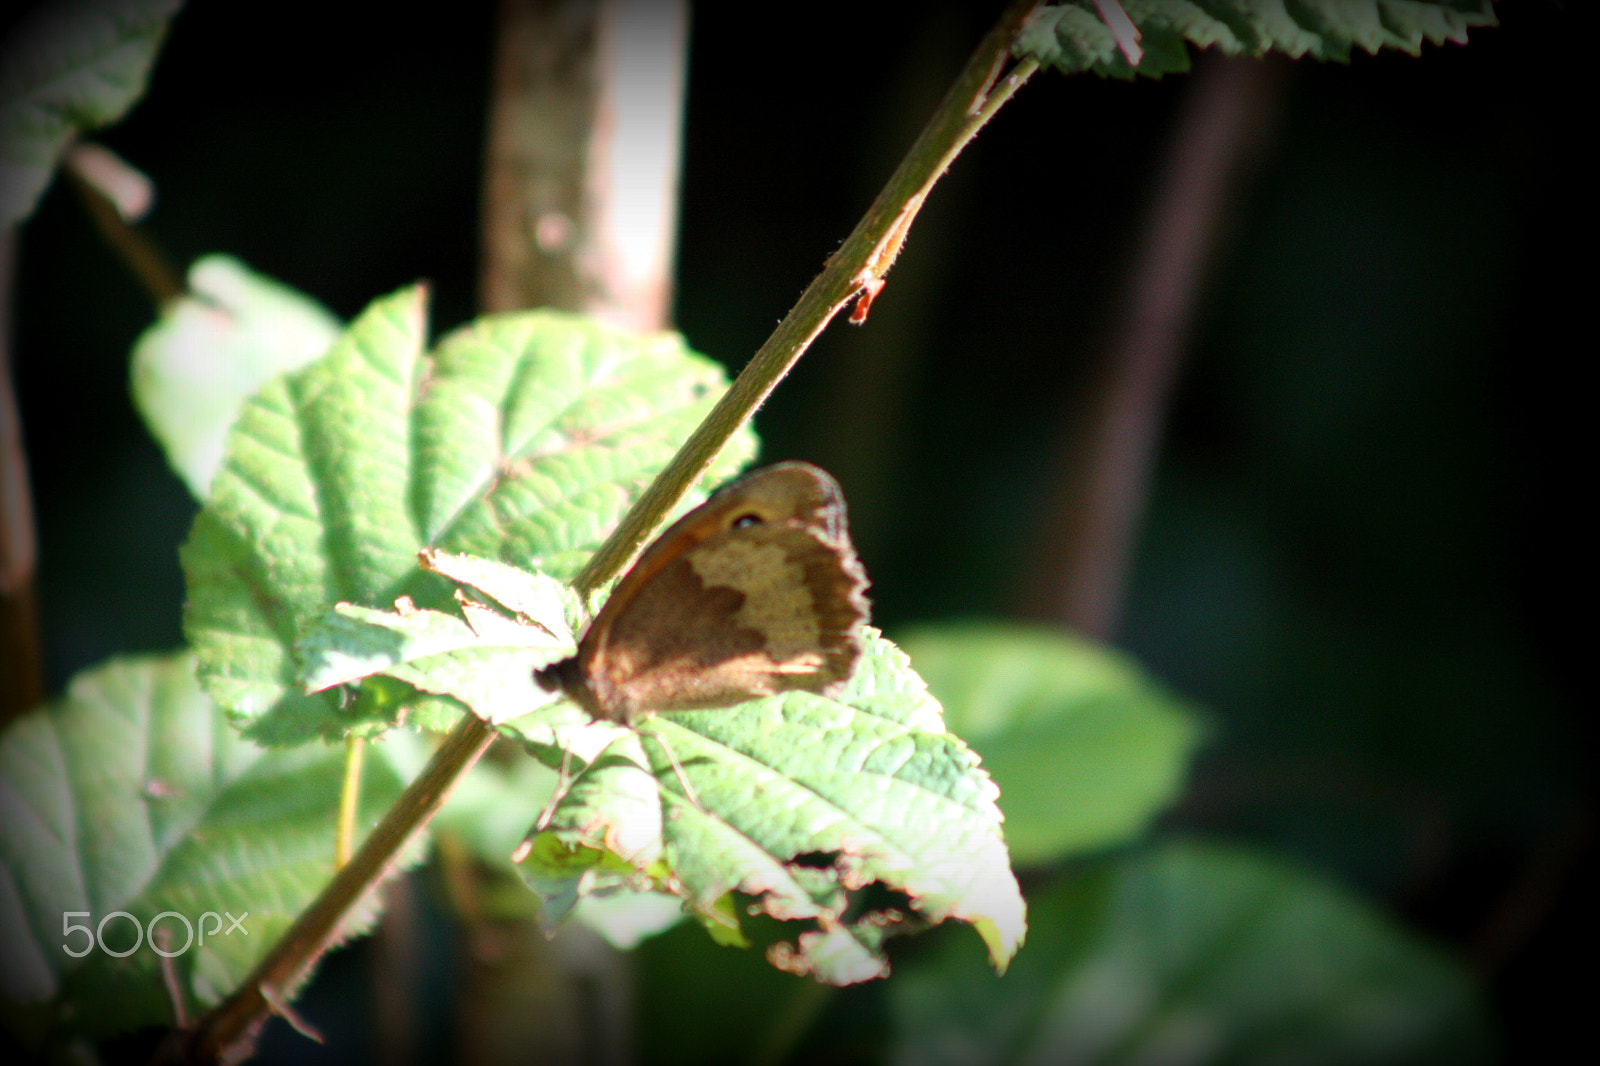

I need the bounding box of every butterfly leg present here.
[643,725,704,814]
[533,746,575,832]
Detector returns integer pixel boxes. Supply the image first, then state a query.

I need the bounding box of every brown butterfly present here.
[535,461,870,725]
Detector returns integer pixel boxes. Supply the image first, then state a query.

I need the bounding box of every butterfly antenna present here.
[645,726,704,813]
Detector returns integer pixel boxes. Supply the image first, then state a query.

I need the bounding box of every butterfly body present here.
[538,462,870,725]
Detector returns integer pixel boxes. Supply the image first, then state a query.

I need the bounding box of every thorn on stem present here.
[850,277,886,324]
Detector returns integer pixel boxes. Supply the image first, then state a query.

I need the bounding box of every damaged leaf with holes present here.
[512,629,1028,985]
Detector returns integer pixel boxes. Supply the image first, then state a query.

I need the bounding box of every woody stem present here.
[573,0,1040,599]
[175,3,1040,1060]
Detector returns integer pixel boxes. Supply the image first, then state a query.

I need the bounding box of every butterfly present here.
[535,461,870,724]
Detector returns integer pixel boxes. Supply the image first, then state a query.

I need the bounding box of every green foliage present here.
[900,621,1207,865]
[2,1,1513,1056]
[318,568,1028,983]
[0,652,406,1041]
[175,285,1023,985]
[514,628,1026,984]
[0,0,185,226]
[1018,0,1499,79]
[180,288,756,744]
[890,839,1492,1066]
[132,255,343,498]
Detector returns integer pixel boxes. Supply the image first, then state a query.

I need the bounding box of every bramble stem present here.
[174,3,1040,1060]
[573,0,1041,598]
[175,717,498,1064]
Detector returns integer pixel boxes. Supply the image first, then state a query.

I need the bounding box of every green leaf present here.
[180,287,756,744]
[515,629,1028,984]
[0,0,185,227]
[132,255,343,499]
[890,838,1492,1066]
[900,621,1206,865]
[0,652,407,1042]
[1017,0,1498,80]
[298,597,572,726]
[420,548,577,631]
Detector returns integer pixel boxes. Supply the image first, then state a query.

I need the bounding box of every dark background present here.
[10,0,1588,1061]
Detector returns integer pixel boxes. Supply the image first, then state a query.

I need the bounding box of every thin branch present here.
[574,0,1041,597]
[0,228,44,725]
[172,717,499,1064]
[65,144,184,307]
[169,3,1042,1059]
[1026,55,1286,638]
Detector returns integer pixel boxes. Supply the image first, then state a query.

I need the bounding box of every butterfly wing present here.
[582,521,867,720]
[552,463,870,724]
